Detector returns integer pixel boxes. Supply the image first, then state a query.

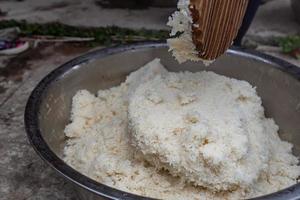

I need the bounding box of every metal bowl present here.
[25,43,300,200]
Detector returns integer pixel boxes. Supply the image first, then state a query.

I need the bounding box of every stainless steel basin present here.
[25,43,300,200]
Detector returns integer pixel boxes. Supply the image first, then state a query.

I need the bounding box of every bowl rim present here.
[25,42,300,200]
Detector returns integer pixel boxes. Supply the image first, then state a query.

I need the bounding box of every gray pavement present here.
[1,0,173,30]
[1,0,300,40]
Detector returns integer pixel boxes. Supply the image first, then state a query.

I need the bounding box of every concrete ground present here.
[0,0,300,199]
[1,0,300,39]
[1,0,173,30]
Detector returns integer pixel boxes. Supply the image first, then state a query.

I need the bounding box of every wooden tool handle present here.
[190,0,249,60]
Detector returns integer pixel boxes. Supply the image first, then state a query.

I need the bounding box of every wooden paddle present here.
[189,0,249,60]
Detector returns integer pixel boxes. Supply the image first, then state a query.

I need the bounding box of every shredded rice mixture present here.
[64,59,299,200]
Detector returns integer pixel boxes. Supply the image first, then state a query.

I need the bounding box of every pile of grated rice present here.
[64,59,300,200]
